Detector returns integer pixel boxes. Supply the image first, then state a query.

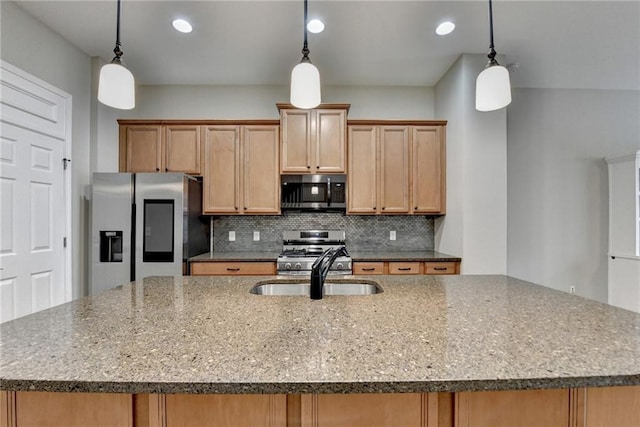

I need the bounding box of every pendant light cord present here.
[113,0,123,61]
[486,0,498,66]
[301,0,310,62]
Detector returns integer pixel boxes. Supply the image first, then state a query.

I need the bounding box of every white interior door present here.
[0,61,71,322]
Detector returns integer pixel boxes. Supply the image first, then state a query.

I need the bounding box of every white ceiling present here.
[13,1,640,90]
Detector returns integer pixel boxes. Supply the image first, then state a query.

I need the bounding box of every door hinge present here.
[63,158,71,170]
[63,237,67,248]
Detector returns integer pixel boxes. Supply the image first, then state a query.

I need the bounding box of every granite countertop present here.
[189,251,461,263]
[1,275,639,395]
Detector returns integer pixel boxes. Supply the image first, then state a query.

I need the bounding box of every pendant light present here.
[98,0,135,110]
[290,0,321,109]
[475,0,511,112]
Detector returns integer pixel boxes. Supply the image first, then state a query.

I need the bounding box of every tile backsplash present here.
[212,212,434,252]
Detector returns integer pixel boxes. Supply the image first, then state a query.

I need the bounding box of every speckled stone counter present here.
[349,250,461,262]
[1,275,639,394]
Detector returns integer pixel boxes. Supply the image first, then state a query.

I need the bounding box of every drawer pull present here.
[433,267,448,271]
[226,268,241,272]
[398,267,412,271]
[361,267,376,271]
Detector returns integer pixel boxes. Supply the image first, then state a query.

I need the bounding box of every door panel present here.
[379,126,410,213]
[347,126,378,213]
[243,126,280,214]
[203,126,240,213]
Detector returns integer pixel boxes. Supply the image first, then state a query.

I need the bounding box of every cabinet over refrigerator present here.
[90,173,208,294]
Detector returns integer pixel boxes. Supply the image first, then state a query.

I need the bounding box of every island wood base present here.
[2,386,640,427]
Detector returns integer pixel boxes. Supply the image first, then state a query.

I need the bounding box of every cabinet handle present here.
[307,165,311,169]
[362,267,376,271]
[165,168,169,172]
[372,207,376,210]
[398,267,412,271]
[226,268,240,272]
[156,168,160,172]
[433,267,448,271]
[414,207,418,210]
[234,207,238,210]
[382,207,386,210]
[243,207,247,210]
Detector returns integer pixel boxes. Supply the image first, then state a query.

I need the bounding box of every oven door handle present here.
[327,177,331,206]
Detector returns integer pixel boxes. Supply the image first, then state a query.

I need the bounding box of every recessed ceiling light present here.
[435,21,455,36]
[307,19,325,34]
[172,18,193,34]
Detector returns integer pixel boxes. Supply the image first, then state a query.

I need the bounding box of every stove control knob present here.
[294,263,302,270]
[335,262,344,269]
[285,263,292,270]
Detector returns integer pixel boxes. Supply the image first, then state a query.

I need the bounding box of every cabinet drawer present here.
[191,262,276,276]
[388,262,421,275]
[424,262,458,275]
[353,262,385,275]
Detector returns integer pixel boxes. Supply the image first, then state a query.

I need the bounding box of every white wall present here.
[95,84,435,172]
[507,88,640,302]
[434,54,508,274]
[1,1,92,298]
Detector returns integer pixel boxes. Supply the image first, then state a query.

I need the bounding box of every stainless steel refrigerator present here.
[90,173,209,294]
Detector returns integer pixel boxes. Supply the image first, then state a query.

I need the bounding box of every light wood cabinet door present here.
[280,108,347,174]
[281,109,312,173]
[203,126,240,214]
[122,125,162,172]
[243,125,280,214]
[165,125,201,174]
[379,126,410,213]
[348,126,378,214]
[412,126,445,214]
[315,109,347,173]
[166,394,286,427]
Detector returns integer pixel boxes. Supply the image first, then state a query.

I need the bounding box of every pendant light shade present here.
[475,0,511,112]
[290,0,321,109]
[98,0,135,110]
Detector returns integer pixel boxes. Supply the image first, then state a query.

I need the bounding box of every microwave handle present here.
[327,177,331,206]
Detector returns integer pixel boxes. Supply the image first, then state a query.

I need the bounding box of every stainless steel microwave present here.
[281,174,347,211]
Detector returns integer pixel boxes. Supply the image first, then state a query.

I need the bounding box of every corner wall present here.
[507,88,640,302]
[434,54,508,274]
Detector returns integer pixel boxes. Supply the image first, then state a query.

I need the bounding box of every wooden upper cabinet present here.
[203,126,240,214]
[379,126,410,214]
[121,125,163,172]
[279,104,349,174]
[242,125,280,214]
[348,126,378,213]
[203,124,280,215]
[412,126,445,214]
[347,121,446,216]
[165,125,201,174]
[119,122,202,175]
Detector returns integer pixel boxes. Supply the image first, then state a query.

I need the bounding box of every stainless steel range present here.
[277,230,352,276]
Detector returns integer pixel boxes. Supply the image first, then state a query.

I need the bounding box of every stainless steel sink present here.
[249,280,383,296]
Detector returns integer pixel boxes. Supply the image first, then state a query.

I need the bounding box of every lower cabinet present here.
[190,261,276,276]
[4,387,640,427]
[353,261,460,275]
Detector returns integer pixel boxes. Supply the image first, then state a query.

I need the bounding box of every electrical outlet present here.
[390,230,396,241]
[253,231,260,241]
[228,231,236,241]
[569,285,576,294]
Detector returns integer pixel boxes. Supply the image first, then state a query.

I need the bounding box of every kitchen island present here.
[1,275,639,426]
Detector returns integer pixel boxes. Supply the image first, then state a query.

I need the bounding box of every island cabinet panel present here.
[191,261,276,276]
[300,393,437,427]
[164,394,286,427]
[582,386,640,427]
[455,389,570,427]
[9,391,132,427]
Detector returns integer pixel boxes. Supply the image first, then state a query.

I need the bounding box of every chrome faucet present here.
[310,246,349,299]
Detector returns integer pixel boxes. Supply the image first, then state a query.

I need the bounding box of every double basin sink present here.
[250,279,383,296]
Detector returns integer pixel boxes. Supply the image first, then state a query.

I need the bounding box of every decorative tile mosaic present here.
[212,212,434,252]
